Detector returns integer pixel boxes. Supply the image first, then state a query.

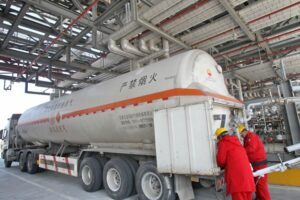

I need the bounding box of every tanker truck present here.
[1,50,244,200]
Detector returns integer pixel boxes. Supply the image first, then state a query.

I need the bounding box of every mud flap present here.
[175,174,195,200]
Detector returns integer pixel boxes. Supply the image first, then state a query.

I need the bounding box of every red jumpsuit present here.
[244,131,271,200]
[217,135,255,200]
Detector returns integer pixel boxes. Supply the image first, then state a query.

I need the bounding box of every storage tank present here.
[17,50,238,148]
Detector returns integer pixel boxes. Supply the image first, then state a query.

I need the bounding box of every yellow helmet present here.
[215,128,228,137]
[238,124,246,134]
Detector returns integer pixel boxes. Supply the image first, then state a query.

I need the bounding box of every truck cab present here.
[0,114,21,168]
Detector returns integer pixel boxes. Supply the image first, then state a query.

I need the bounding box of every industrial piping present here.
[108,39,138,59]
[139,39,151,54]
[120,38,147,57]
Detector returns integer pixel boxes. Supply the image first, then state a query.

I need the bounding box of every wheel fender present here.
[174,174,195,200]
[164,175,174,198]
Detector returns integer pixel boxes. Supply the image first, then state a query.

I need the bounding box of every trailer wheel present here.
[94,155,108,189]
[80,157,102,192]
[95,155,108,169]
[27,153,39,174]
[103,158,134,199]
[123,157,139,195]
[4,151,12,168]
[19,152,27,172]
[199,179,214,188]
[136,162,175,200]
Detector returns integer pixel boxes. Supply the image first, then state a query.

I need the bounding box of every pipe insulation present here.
[137,17,191,50]
[285,143,300,153]
[137,39,169,65]
[121,38,147,57]
[139,39,151,54]
[149,39,160,52]
[108,39,138,59]
[292,86,300,93]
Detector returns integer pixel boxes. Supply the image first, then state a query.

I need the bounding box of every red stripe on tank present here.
[19,88,242,125]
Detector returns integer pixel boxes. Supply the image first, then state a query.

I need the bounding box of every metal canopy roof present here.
[0,0,300,94]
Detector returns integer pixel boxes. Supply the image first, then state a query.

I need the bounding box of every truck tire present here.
[95,155,108,169]
[103,158,134,199]
[123,157,139,195]
[19,152,27,172]
[94,155,108,189]
[199,179,214,188]
[27,153,39,174]
[135,162,175,200]
[4,151,12,168]
[80,157,102,192]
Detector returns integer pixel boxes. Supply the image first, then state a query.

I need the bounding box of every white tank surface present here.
[17,50,240,147]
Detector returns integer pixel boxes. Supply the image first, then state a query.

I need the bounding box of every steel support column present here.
[281,81,300,155]
[280,61,300,155]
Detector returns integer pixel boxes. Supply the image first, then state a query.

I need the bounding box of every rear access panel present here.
[154,102,219,175]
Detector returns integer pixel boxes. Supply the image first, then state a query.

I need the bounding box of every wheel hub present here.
[141,172,163,200]
[107,168,121,192]
[82,165,92,185]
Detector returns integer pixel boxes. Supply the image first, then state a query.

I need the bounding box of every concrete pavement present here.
[0,160,300,200]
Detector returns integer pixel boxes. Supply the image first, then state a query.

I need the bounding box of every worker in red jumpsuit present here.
[238,125,271,200]
[215,128,255,200]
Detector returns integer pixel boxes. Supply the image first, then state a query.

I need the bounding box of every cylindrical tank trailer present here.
[17,50,237,147]
[2,50,244,200]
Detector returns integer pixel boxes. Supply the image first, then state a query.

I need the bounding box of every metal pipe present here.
[214,27,300,59]
[247,100,274,111]
[163,39,170,58]
[149,39,160,52]
[245,95,300,122]
[193,2,300,48]
[268,89,273,100]
[130,0,209,42]
[237,79,243,101]
[284,97,300,103]
[229,79,239,89]
[277,85,282,98]
[103,0,179,45]
[137,17,191,50]
[137,40,169,65]
[137,50,166,65]
[248,1,300,25]
[280,59,287,81]
[245,99,274,121]
[225,43,300,69]
[157,0,209,27]
[130,0,190,50]
[292,86,300,93]
[131,0,137,21]
[120,38,147,57]
[253,157,300,177]
[284,143,300,153]
[102,21,139,43]
[261,105,267,133]
[108,39,138,59]
[139,39,151,54]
